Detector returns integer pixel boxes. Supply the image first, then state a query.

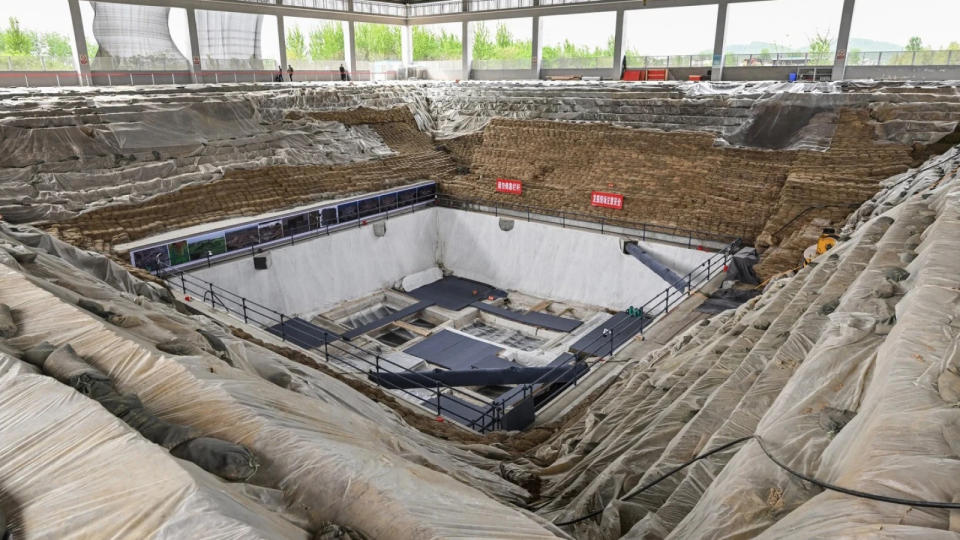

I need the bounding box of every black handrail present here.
[435,195,740,248]
[154,226,742,433]
[156,264,499,431]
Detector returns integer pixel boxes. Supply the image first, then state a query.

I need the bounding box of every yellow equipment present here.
[802,228,839,266]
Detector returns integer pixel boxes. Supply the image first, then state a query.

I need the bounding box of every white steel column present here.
[831,0,856,81]
[343,0,357,79]
[612,9,624,80]
[186,8,202,83]
[711,0,729,81]
[67,0,91,85]
[401,24,413,68]
[461,20,473,80]
[532,16,543,78]
[277,9,288,76]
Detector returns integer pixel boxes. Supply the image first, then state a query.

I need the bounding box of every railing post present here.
[242,297,248,323]
[665,288,670,313]
[435,384,442,416]
[208,283,215,309]
[323,333,329,360]
[179,272,186,294]
[601,218,605,234]
[279,314,286,341]
[707,258,712,279]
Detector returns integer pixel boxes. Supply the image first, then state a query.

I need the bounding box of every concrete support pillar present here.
[612,9,625,80]
[461,20,473,80]
[343,18,357,78]
[711,0,729,81]
[831,0,857,81]
[401,24,413,68]
[277,10,288,77]
[186,8,202,83]
[67,0,91,85]
[531,16,543,79]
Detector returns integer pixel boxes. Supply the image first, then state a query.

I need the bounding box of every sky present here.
[2,0,959,59]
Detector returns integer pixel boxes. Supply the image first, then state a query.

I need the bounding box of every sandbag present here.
[170,437,260,482]
[0,304,15,338]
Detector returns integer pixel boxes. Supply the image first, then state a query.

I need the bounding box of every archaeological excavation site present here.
[3,1,960,539]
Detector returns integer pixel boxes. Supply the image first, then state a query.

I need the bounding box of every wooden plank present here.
[392,320,432,337]
[527,300,551,312]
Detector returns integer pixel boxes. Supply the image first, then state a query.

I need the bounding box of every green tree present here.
[286,26,306,61]
[308,23,344,61]
[906,36,923,52]
[42,32,72,57]
[808,31,832,65]
[412,26,460,61]
[1,17,38,56]
[355,23,401,61]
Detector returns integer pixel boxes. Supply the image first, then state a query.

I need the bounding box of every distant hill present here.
[711,38,904,56]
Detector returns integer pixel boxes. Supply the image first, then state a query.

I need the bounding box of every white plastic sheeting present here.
[0,222,566,539]
[519,146,960,539]
[3,81,960,224]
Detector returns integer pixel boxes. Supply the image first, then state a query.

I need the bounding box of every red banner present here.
[496,178,523,195]
[591,191,624,210]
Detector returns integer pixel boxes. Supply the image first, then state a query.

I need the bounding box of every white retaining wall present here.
[191,207,714,315]
[190,211,439,316]
[436,209,712,310]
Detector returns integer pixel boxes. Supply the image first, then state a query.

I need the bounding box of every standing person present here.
[339,64,347,81]
[287,64,294,81]
[276,66,283,82]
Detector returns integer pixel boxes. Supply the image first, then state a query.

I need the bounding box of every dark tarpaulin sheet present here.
[341,300,435,340]
[408,276,507,311]
[471,302,582,332]
[264,317,339,349]
[727,247,760,285]
[420,393,494,429]
[696,287,762,314]
[404,330,513,370]
[569,312,648,357]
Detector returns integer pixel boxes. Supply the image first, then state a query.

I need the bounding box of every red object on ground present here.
[436,416,445,422]
[622,69,645,81]
[495,178,523,195]
[647,69,668,81]
[689,75,702,81]
[184,296,192,302]
[591,191,624,210]
[723,265,729,272]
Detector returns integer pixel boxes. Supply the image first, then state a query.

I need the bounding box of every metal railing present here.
[468,0,535,11]
[284,0,348,10]
[471,57,532,70]
[149,192,742,432]
[409,0,464,16]
[489,239,739,416]
[542,56,613,70]
[435,195,740,249]
[724,52,832,67]
[135,190,436,274]
[157,265,503,432]
[625,54,713,69]
[90,55,192,72]
[157,233,738,433]
[353,0,407,16]
[1,55,74,71]
[848,49,960,67]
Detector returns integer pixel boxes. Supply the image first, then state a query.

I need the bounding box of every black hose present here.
[553,434,960,528]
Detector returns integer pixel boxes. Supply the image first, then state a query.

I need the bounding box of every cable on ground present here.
[553,434,960,528]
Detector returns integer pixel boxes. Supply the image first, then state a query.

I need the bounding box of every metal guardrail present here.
[151,192,742,432]
[435,195,740,249]
[158,265,503,432]
[489,239,740,416]
[625,54,713,69]
[542,56,614,70]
